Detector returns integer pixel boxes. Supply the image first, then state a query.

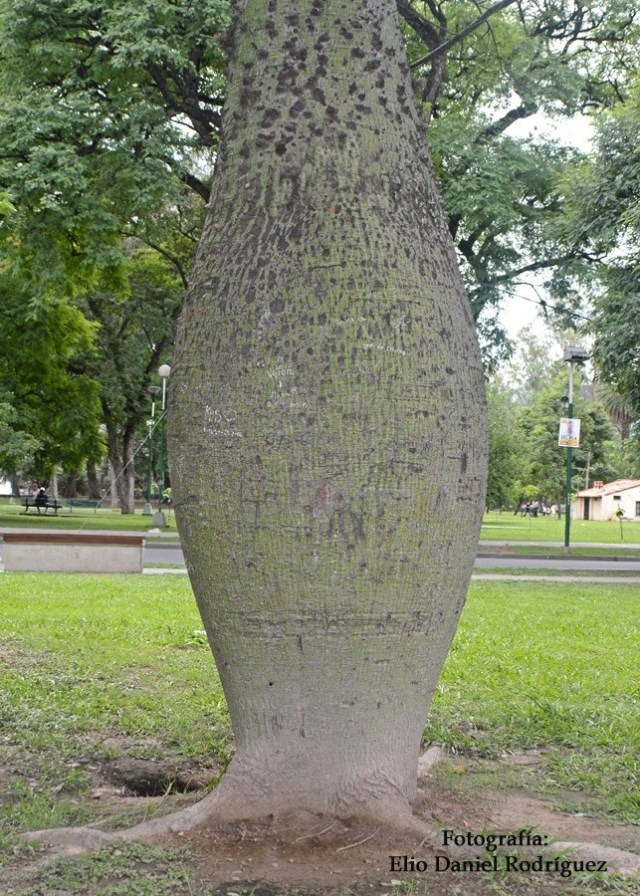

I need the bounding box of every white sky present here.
[492,112,595,344]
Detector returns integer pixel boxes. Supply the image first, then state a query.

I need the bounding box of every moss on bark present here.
[168,0,487,820]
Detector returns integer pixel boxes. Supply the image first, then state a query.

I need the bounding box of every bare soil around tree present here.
[3,749,639,896]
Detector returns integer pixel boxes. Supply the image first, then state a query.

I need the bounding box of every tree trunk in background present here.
[169,0,487,822]
[107,431,136,514]
[64,470,79,499]
[86,461,101,500]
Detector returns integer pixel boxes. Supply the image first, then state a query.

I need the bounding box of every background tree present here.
[0,272,102,490]
[562,80,640,463]
[2,0,638,375]
[486,380,525,508]
[0,402,41,495]
[400,0,640,364]
[0,0,224,507]
[514,370,619,500]
[80,248,184,512]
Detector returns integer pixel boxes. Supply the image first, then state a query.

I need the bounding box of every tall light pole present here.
[143,386,161,516]
[153,364,171,527]
[559,347,589,553]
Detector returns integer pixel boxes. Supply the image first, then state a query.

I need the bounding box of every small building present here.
[572,479,640,521]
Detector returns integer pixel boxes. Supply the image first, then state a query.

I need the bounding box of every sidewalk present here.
[480,539,640,550]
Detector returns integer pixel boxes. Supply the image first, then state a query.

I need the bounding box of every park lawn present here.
[0,573,638,852]
[0,499,174,533]
[4,501,639,548]
[424,580,640,823]
[482,510,640,545]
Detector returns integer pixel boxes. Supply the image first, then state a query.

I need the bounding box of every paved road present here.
[2,535,638,577]
[146,542,185,565]
[142,542,640,574]
[475,554,640,573]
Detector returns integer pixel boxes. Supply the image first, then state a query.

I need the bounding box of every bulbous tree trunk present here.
[169,0,487,822]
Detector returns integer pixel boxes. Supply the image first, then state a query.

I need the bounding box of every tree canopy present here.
[0,0,639,493]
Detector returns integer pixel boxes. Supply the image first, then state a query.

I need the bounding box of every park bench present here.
[66,498,101,513]
[22,497,63,515]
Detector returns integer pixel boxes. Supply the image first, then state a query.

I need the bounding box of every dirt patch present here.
[3,752,639,895]
[101,756,217,797]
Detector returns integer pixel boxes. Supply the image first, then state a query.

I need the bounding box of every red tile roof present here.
[577,479,640,498]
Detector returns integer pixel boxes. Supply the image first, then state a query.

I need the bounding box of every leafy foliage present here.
[0,0,228,298]
[0,273,102,480]
[403,0,640,363]
[574,86,640,422]
[514,370,619,500]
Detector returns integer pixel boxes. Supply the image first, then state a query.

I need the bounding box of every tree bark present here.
[169,0,487,822]
[107,430,136,514]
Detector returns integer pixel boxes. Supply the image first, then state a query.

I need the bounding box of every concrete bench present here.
[2,532,144,573]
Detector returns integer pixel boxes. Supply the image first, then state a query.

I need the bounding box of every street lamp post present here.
[153,364,171,528]
[560,346,589,553]
[142,386,161,516]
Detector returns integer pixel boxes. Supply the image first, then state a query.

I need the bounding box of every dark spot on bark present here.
[351,46,366,59]
[278,69,297,91]
[270,298,285,313]
[275,140,288,156]
[268,681,274,686]
[461,452,467,474]
[312,479,334,520]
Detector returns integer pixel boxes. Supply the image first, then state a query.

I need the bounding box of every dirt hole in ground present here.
[103,757,215,797]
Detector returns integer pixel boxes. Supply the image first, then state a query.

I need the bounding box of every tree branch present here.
[396,0,442,50]
[409,0,519,69]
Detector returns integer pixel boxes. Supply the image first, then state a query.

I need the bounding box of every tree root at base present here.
[21,785,434,857]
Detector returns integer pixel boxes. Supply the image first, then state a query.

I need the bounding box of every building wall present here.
[573,487,640,521]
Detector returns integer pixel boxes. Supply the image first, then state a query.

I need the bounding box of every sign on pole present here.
[558,417,581,448]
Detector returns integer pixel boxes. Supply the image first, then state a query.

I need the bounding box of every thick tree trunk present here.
[169,0,487,822]
[107,431,136,514]
[86,461,101,501]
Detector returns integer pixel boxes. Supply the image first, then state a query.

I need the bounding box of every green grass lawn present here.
[4,501,639,549]
[0,498,175,532]
[425,579,640,823]
[0,573,638,852]
[482,510,640,545]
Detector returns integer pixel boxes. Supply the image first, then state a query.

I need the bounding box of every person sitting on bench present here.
[34,487,50,511]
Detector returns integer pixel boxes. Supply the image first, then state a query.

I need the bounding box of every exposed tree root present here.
[21,781,435,857]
